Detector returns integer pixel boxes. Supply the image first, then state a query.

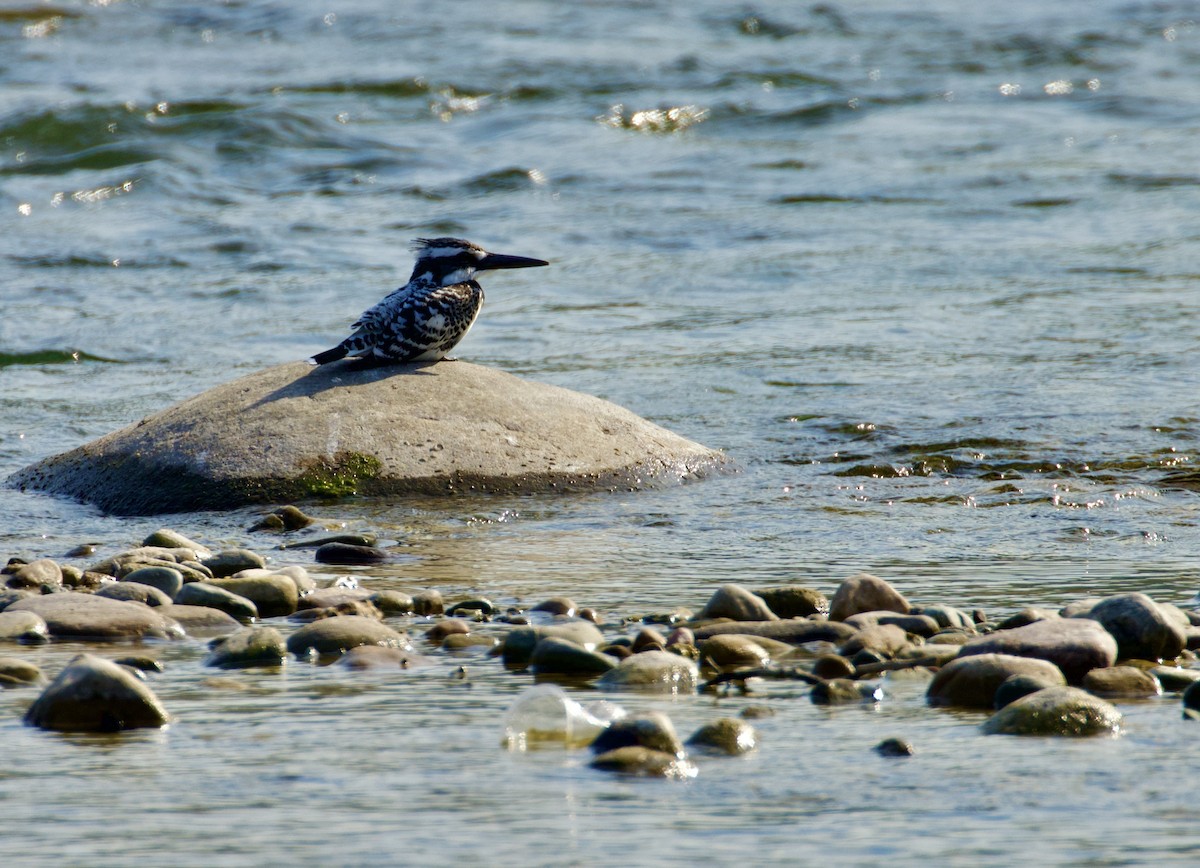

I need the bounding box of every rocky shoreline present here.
[4,504,1200,774]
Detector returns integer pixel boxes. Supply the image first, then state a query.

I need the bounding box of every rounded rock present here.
[596,650,699,695]
[201,549,267,578]
[6,558,63,591]
[207,574,298,618]
[981,686,1122,737]
[589,746,698,779]
[591,711,684,757]
[1079,592,1187,662]
[411,590,445,616]
[956,617,1117,684]
[0,657,45,687]
[697,634,772,670]
[174,582,258,620]
[1081,665,1162,699]
[699,584,778,622]
[7,592,182,641]
[314,542,389,565]
[0,610,50,644]
[96,581,173,607]
[24,653,169,731]
[286,616,408,658]
[204,626,288,669]
[756,586,828,618]
[685,717,758,755]
[927,653,1067,709]
[529,636,618,677]
[121,566,184,600]
[157,604,242,635]
[829,573,910,622]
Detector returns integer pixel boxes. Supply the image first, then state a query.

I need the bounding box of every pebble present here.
[411,590,445,616]
[686,717,758,755]
[531,597,577,617]
[756,586,828,618]
[0,656,44,687]
[205,626,288,669]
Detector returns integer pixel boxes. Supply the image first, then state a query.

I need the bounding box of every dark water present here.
[3,1,1200,863]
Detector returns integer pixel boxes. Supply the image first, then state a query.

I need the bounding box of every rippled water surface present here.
[3,1,1200,864]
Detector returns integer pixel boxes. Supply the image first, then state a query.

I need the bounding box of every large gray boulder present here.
[8,361,726,515]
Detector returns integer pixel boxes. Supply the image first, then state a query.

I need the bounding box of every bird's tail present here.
[309,344,349,365]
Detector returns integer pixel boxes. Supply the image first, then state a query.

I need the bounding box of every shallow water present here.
[3,1,1200,864]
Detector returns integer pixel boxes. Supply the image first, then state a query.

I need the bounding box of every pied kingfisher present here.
[309,237,549,365]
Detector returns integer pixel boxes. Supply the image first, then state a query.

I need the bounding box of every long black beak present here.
[478,251,550,271]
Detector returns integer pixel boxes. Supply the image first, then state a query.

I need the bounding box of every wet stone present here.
[141,529,212,557]
[1082,665,1162,699]
[530,636,618,677]
[927,653,1067,709]
[336,645,423,670]
[812,654,856,680]
[447,598,497,617]
[121,566,184,599]
[811,678,882,705]
[412,590,445,616]
[424,619,470,643]
[981,686,1122,737]
[596,650,699,695]
[501,621,605,668]
[0,657,44,688]
[691,619,858,646]
[286,616,408,658]
[205,626,288,669]
[6,558,63,591]
[829,573,910,622]
[532,597,578,617]
[589,746,698,779]
[24,653,169,732]
[0,610,49,644]
[838,623,912,659]
[994,674,1064,710]
[686,717,758,755]
[7,592,183,641]
[844,611,940,638]
[756,586,828,619]
[697,634,772,670]
[914,604,975,630]
[97,581,173,607]
[591,711,684,757]
[370,590,414,615]
[957,617,1117,684]
[298,588,373,610]
[699,584,778,622]
[1079,592,1187,663]
[207,574,298,618]
[875,737,916,757]
[314,542,389,565]
[157,604,242,635]
[201,548,267,578]
[174,582,258,620]
[248,505,315,532]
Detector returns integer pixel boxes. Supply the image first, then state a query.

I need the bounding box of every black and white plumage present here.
[309,237,549,365]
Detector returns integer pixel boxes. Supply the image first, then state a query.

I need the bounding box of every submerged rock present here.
[589,746,697,779]
[590,711,684,757]
[24,653,169,731]
[286,616,408,658]
[204,626,288,669]
[981,686,1122,737]
[8,360,727,515]
[927,653,1066,709]
[596,650,699,694]
[686,717,758,755]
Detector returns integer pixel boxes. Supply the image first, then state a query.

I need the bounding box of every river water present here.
[2,1,1200,864]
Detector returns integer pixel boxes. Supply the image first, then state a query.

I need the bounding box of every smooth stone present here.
[0,656,44,687]
[690,619,858,646]
[7,592,182,641]
[501,621,606,668]
[596,650,699,694]
[443,633,498,651]
[927,653,1067,709]
[286,616,408,658]
[141,529,212,557]
[699,584,778,622]
[811,678,883,705]
[1082,665,1162,698]
[207,575,298,618]
[981,686,1122,737]
[336,645,423,670]
[531,597,577,617]
[204,626,288,669]
[697,634,772,669]
[994,674,1065,709]
[202,549,267,578]
[756,586,828,618]
[530,636,618,676]
[914,604,975,630]
[248,505,314,532]
[411,590,445,616]
[844,611,940,638]
[314,542,389,565]
[233,565,314,594]
[632,627,667,652]
[590,711,684,757]
[121,566,184,599]
[1078,592,1187,662]
[875,737,916,757]
[446,598,497,617]
[828,573,910,621]
[370,590,414,615]
[899,644,960,666]
[838,623,912,659]
[424,619,470,642]
[956,617,1118,684]
[8,360,727,514]
[6,558,63,591]
[589,746,698,779]
[0,610,50,644]
[1182,679,1200,714]
[298,588,373,610]
[24,653,169,731]
[1154,666,1200,692]
[996,607,1061,630]
[0,589,37,612]
[114,655,163,673]
[174,582,258,620]
[156,604,242,635]
[812,654,856,680]
[686,717,758,755]
[96,581,173,607]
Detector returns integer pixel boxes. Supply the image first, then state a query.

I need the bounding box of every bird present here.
[309,237,549,365]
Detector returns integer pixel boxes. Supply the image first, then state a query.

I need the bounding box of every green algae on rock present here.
[7,360,728,515]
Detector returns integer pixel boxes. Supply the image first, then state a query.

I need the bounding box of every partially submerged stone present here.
[956,617,1117,684]
[286,615,408,658]
[24,653,169,731]
[8,361,727,515]
[686,718,758,755]
[7,592,183,641]
[981,686,1122,737]
[596,650,698,694]
[204,626,288,669]
[829,573,910,621]
[927,653,1067,709]
[589,746,697,779]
